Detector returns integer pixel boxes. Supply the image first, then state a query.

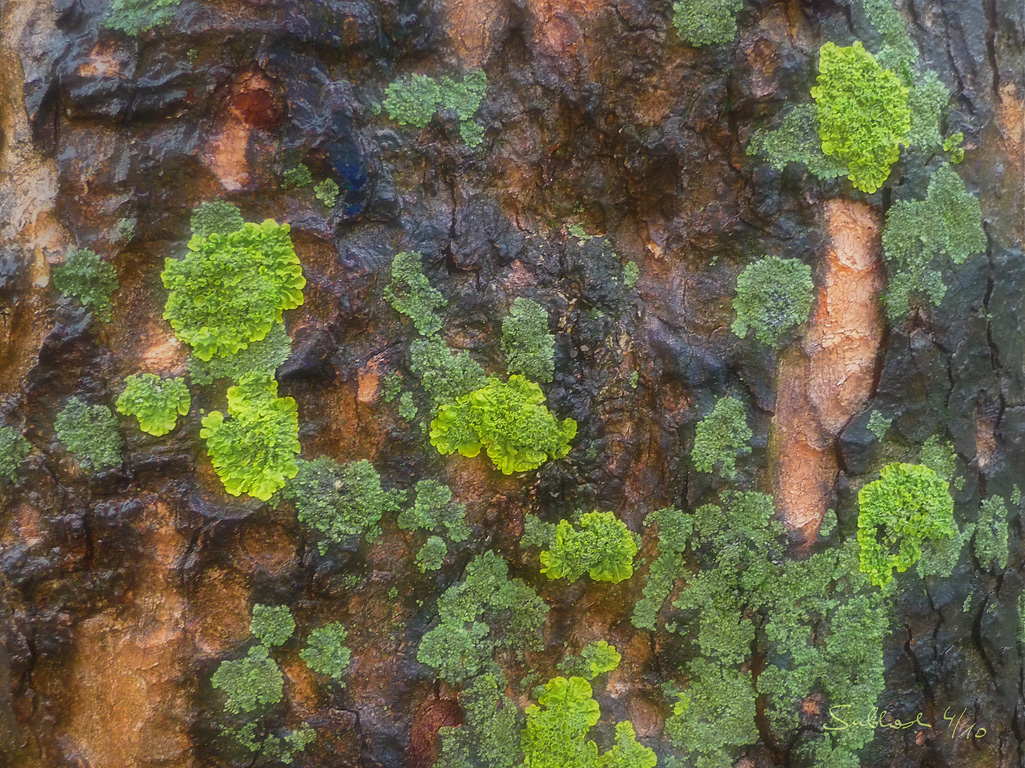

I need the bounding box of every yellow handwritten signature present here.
[824,705,986,740]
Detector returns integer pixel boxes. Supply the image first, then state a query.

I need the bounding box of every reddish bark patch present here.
[409,697,462,768]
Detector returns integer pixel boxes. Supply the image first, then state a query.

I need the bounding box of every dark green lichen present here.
[501,298,555,384]
[385,251,447,337]
[53,249,119,322]
[250,605,295,648]
[55,397,123,472]
[103,0,179,35]
[671,0,743,47]
[731,256,815,349]
[0,426,31,486]
[211,644,284,716]
[746,105,849,180]
[188,322,292,387]
[300,623,351,682]
[279,457,406,553]
[691,396,752,479]
[281,164,313,190]
[190,201,244,238]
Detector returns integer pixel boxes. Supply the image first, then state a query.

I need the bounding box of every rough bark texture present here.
[0,0,1023,767]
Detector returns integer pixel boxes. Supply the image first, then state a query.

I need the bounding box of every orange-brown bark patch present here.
[442,0,507,66]
[772,200,884,543]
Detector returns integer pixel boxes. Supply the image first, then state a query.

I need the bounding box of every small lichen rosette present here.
[856,462,955,587]
[540,511,637,584]
[116,373,190,436]
[429,375,576,474]
[162,220,305,361]
[200,373,300,501]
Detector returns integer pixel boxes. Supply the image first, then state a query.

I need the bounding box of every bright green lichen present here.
[417,536,448,572]
[857,462,956,587]
[53,249,119,322]
[314,178,340,208]
[943,132,965,163]
[398,479,470,542]
[0,426,31,486]
[430,375,576,475]
[200,373,300,501]
[746,105,849,180]
[385,74,443,129]
[385,251,447,337]
[211,644,284,715]
[731,256,815,348]
[811,41,911,193]
[55,397,123,472]
[521,676,656,768]
[974,496,1009,572]
[300,623,351,682]
[881,164,986,321]
[691,396,752,479]
[163,220,305,362]
[418,552,548,684]
[671,0,744,47]
[188,322,292,387]
[278,457,406,553]
[190,201,244,238]
[250,605,295,648]
[557,640,622,680]
[103,0,180,35]
[502,298,555,383]
[281,164,313,189]
[116,374,190,436]
[539,511,637,584]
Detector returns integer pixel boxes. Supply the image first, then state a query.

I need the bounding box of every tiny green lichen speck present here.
[300,623,351,682]
[103,0,179,35]
[53,249,119,322]
[200,373,300,501]
[540,511,637,584]
[501,297,555,383]
[857,462,955,587]
[163,220,305,362]
[211,644,283,715]
[881,164,986,321]
[250,604,295,648]
[731,256,815,348]
[55,398,123,472]
[190,201,244,238]
[385,251,447,337]
[811,41,911,193]
[691,396,752,479]
[279,457,406,553]
[116,374,190,436]
[430,375,576,474]
[0,426,31,486]
[671,0,743,47]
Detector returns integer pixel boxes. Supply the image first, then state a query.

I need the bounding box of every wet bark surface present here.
[0,0,1023,766]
